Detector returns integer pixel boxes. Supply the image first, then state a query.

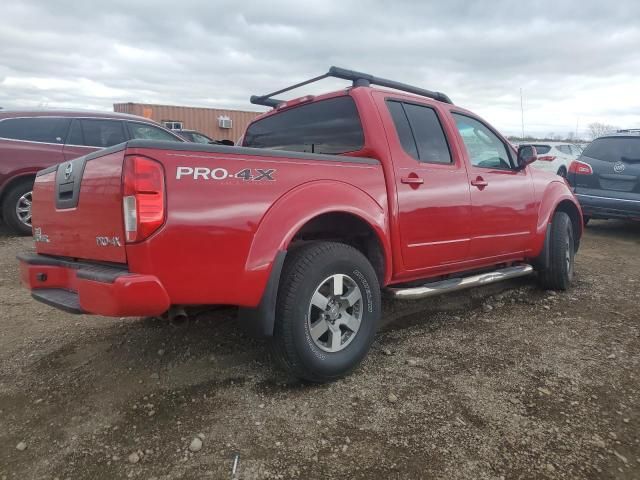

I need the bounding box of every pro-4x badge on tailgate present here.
[96,236,122,247]
[33,228,50,243]
[176,167,275,181]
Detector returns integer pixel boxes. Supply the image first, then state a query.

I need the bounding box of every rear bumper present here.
[18,253,170,317]
[576,193,640,220]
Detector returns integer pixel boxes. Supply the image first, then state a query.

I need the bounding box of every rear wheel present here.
[1,179,34,236]
[271,242,381,382]
[538,211,575,290]
[557,166,567,178]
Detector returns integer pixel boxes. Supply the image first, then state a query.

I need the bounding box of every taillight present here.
[122,155,165,243]
[569,160,593,176]
[538,155,556,162]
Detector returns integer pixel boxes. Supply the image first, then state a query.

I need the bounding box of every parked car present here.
[519,142,582,178]
[0,110,184,235]
[568,130,640,223]
[18,67,582,382]
[175,129,215,144]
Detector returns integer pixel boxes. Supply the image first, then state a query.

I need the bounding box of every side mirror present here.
[517,145,537,169]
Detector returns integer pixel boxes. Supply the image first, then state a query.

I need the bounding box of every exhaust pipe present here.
[168,305,189,324]
[387,265,534,300]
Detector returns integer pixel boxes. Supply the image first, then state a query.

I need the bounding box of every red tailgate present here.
[32,149,127,263]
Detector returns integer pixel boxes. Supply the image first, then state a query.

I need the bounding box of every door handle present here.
[401,176,424,185]
[470,177,488,188]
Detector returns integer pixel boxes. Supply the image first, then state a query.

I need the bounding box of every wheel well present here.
[0,174,36,216]
[555,200,581,250]
[289,212,385,284]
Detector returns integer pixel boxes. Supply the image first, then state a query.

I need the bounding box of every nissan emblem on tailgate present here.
[64,162,73,180]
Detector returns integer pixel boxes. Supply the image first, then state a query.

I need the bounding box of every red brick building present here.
[113,102,262,142]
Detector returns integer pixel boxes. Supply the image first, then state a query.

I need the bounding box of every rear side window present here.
[0,117,71,144]
[80,119,126,147]
[242,96,364,155]
[128,122,182,142]
[570,144,583,156]
[528,144,551,154]
[582,137,640,163]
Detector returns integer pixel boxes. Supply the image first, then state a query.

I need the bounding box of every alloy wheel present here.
[307,274,363,353]
[15,191,33,228]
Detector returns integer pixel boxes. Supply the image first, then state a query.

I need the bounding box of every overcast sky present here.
[1,0,639,138]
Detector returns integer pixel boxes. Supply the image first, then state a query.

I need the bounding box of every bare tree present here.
[587,122,617,140]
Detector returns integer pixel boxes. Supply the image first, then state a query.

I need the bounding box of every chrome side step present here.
[387,264,534,300]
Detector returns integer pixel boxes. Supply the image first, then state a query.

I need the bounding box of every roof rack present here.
[250,66,453,108]
[617,128,640,133]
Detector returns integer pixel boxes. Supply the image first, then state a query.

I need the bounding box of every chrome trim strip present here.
[576,193,640,204]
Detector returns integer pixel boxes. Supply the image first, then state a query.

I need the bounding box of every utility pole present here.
[520,88,525,139]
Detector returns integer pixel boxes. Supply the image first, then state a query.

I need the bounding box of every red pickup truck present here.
[18,67,582,382]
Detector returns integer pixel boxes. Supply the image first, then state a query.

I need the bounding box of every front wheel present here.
[538,211,575,290]
[271,242,381,382]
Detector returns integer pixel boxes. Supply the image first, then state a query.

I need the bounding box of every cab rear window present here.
[242,96,364,155]
[582,137,640,163]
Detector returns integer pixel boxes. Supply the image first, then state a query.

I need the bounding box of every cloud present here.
[0,0,639,136]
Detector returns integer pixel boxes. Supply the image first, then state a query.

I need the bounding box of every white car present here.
[520,142,583,177]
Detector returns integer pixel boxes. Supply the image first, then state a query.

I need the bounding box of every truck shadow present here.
[584,219,640,241]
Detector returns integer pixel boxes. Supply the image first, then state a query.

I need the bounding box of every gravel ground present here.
[0,221,638,480]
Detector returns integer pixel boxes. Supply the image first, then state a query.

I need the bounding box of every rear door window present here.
[79,119,126,147]
[386,101,419,159]
[387,100,452,164]
[66,119,84,145]
[127,122,182,142]
[242,96,364,155]
[0,117,71,144]
[582,137,640,163]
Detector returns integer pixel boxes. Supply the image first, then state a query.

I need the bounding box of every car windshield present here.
[582,137,640,163]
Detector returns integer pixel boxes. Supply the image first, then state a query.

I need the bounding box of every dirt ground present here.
[0,221,638,480]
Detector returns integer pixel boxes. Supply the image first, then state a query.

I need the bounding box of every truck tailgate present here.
[32,148,127,263]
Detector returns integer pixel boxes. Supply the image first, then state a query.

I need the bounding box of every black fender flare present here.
[237,250,286,337]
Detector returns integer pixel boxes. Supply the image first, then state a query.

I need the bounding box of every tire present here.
[271,242,381,382]
[1,179,34,236]
[538,211,575,291]
[583,216,590,227]
[557,166,567,178]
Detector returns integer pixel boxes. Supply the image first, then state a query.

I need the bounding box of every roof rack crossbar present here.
[250,73,330,108]
[250,66,453,108]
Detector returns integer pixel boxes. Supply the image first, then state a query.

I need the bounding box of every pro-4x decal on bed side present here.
[176,166,275,181]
